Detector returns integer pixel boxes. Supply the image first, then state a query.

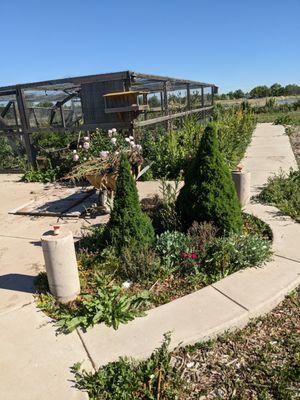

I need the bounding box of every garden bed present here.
[36,123,271,335]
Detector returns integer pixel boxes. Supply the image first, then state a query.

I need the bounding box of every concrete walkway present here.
[0,123,299,397]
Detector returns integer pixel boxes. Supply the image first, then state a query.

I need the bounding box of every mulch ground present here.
[172,286,300,399]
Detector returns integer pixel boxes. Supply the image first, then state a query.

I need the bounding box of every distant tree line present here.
[216,83,300,100]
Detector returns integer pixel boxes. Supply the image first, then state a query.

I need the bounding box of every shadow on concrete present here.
[0,273,35,294]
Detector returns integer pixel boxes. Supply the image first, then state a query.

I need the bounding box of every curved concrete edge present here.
[77,201,300,369]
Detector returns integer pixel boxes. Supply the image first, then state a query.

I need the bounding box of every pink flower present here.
[190,252,198,260]
[181,252,188,259]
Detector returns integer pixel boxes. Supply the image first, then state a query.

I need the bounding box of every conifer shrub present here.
[103,153,155,251]
[176,123,243,235]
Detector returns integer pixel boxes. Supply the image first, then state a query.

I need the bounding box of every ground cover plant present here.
[36,126,272,333]
[72,287,300,399]
[257,169,300,222]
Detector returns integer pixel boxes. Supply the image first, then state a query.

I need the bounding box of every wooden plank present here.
[187,83,191,110]
[134,106,214,127]
[104,104,149,113]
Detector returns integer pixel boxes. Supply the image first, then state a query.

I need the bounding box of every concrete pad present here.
[78,286,247,368]
[244,203,300,263]
[0,303,91,400]
[212,256,300,317]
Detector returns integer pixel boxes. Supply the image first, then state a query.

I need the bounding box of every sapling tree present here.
[104,153,155,251]
[176,123,243,235]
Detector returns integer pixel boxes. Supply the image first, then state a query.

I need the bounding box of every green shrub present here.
[176,123,243,234]
[257,169,300,221]
[212,105,255,168]
[141,117,202,179]
[201,234,272,279]
[274,114,293,125]
[119,246,161,283]
[187,221,218,252]
[72,334,181,400]
[147,180,182,233]
[21,166,60,183]
[155,231,190,269]
[104,153,155,251]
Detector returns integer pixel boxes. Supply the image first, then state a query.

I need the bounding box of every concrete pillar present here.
[231,170,251,207]
[41,229,80,303]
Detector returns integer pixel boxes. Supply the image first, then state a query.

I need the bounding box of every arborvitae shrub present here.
[176,123,243,235]
[104,153,155,251]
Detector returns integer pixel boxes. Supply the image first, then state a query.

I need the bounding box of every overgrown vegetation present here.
[72,287,300,399]
[257,169,300,222]
[142,105,255,178]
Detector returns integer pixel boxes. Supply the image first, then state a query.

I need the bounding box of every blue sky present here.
[1,0,299,92]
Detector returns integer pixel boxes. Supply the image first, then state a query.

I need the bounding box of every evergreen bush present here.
[176,123,243,234]
[104,153,155,251]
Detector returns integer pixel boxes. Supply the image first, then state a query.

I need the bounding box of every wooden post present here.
[15,87,36,167]
[186,83,191,110]
[163,82,170,131]
[59,105,66,127]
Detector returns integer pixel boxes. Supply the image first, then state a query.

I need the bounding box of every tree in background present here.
[249,85,270,98]
[176,124,243,235]
[269,83,284,97]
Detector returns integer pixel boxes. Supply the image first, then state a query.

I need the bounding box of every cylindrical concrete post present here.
[41,230,80,303]
[231,170,251,207]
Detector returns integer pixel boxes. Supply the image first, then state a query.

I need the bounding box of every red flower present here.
[190,252,198,259]
[181,252,188,259]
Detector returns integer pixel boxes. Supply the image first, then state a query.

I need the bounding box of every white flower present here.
[111,137,117,145]
[108,129,113,137]
[135,144,142,151]
[130,140,135,147]
[79,145,82,149]
[122,280,132,289]
[83,136,89,142]
[100,150,109,158]
[112,128,117,134]
[115,151,119,155]
[72,149,77,154]
[83,141,90,150]
[73,154,79,162]
[83,157,87,161]
[125,137,131,143]
[149,374,155,379]
[129,135,134,140]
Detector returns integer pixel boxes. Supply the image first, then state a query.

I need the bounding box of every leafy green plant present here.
[274,114,293,125]
[37,277,149,333]
[71,333,181,400]
[21,166,60,183]
[155,231,190,269]
[176,123,243,234]
[257,169,300,221]
[201,234,272,280]
[103,153,155,252]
